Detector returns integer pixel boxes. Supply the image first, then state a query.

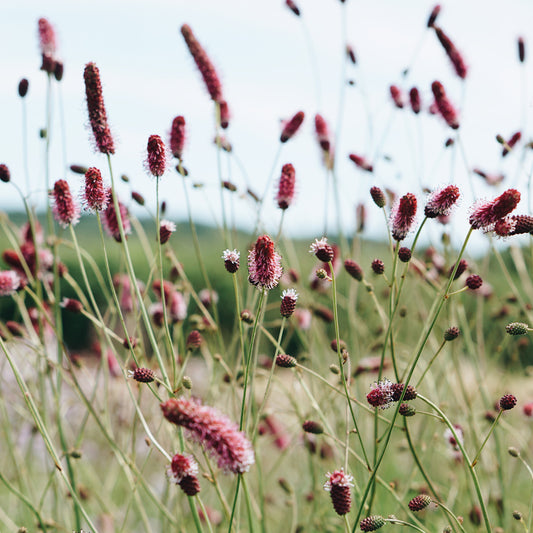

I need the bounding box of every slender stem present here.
[470,410,503,467]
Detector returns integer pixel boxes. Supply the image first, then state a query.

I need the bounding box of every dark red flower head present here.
[83,167,109,212]
[431,81,459,129]
[391,192,417,241]
[170,116,186,160]
[146,135,167,178]
[277,164,296,209]
[434,26,468,79]
[52,179,80,228]
[248,235,283,290]
[280,111,305,143]
[424,185,460,218]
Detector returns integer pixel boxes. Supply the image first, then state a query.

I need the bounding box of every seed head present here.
[52,180,80,228]
[324,470,354,516]
[360,515,386,531]
[170,116,186,159]
[84,63,115,154]
[499,394,517,410]
[83,167,109,212]
[280,111,304,142]
[302,420,324,434]
[222,249,240,273]
[465,274,483,290]
[310,237,334,263]
[424,185,460,218]
[0,271,21,296]
[277,163,296,209]
[408,494,432,511]
[366,379,394,409]
[146,135,167,178]
[344,259,363,281]
[431,81,459,129]
[275,354,297,368]
[518,37,526,63]
[449,259,468,280]
[444,326,460,341]
[248,236,282,290]
[161,397,254,474]
[280,288,298,318]
[180,24,223,103]
[391,193,417,241]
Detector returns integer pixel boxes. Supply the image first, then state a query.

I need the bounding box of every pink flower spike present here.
[277,163,296,209]
[159,220,176,244]
[424,185,460,218]
[167,453,199,484]
[0,270,21,296]
[431,81,459,129]
[409,87,421,114]
[390,193,417,241]
[83,167,109,212]
[366,379,394,409]
[161,397,255,474]
[38,18,57,57]
[434,26,468,79]
[146,135,167,178]
[248,235,283,290]
[314,114,331,152]
[324,470,354,516]
[469,189,521,231]
[389,85,405,109]
[170,116,186,160]
[280,111,305,143]
[502,131,521,156]
[349,153,373,172]
[52,180,80,228]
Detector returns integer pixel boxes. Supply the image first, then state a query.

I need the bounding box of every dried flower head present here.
[222,249,240,273]
[399,403,416,416]
[398,247,411,262]
[18,78,29,98]
[391,383,417,402]
[277,163,296,209]
[83,167,109,212]
[280,111,305,143]
[0,270,21,296]
[275,354,297,368]
[248,235,283,290]
[186,330,203,350]
[431,81,459,129]
[145,135,167,178]
[391,193,417,241]
[180,24,223,103]
[52,179,80,228]
[302,420,324,434]
[280,288,298,318]
[465,274,483,290]
[170,116,186,159]
[444,326,460,341]
[424,185,460,218]
[518,36,526,63]
[161,397,254,474]
[366,379,394,409]
[324,470,354,516]
[84,62,115,154]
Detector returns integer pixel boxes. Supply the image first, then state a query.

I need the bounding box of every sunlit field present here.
[1,5,533,533]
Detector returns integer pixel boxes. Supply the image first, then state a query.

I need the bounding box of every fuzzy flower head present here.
[431,81,459,129]
[390,193,417,241]
[280,288,298,318]
[248,235,283,290]
[310,237,334,263]
[170,116,186,160]
[159,220,176,244]
[469,189,521,231]
[324,469,354,516]
[52,180,80,228]
[277,163,296,210]
[425,185,460,218]
[83,167,109,212]
[222,249,240,273]
[145,134,167,178]
[280,111,305,143]
[167,453,199,484]
[161,397,255,474]
[38,18,57,57]
[0,270,21,296]
[366,379,394,409]
[102,189,131,242]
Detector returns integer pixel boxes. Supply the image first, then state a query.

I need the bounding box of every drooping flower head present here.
[390,192,417,241]
[145,135,167,178]
[84,62,115,154]
[52,179,80,228]
[102,189,131,242]
[83,167,109,212]
[248,235,283,290]
[180,24,223,103]
[469,189,521,231]
[159,220,176,244]
[280,111,305,143]
[0,271,21,296]
[276,163,296,210]
[434,26,468,79]
[431,81,459,129]
[161,397,255,474]
[424,185,460,218]
[170,116,186,160]
[324,470,354,516]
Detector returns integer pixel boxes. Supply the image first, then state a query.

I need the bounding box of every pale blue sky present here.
[1,0,533,252]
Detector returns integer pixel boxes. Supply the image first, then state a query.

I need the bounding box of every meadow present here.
[1,6,533,533]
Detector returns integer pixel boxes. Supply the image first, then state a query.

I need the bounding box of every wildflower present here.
[0,164,10,183]
[444,326,460,341]
[399,403,416,416]
[145,135,167,178]
[275,354,297,368]
[449,259,467,280]
[389,85,405,108]
[107,350,121,378]
[53,61,64,82]
[310,237,334,263]
[391,383,417,402]
[391,192,417,241]
[431,81,459,129]
[18,79,29,98]
[314,114,331,152]
[222,249,240,273]
[0,271,20,296]
[409,494,432,511]
[280,111,305,143]
[285,0,300,16]
[502,131,521,156]
[159,220,176,244]
[506,215,533,235]
[523,402,533,417]
[302,420,324,434]
[198,288,218,308]
[427,4,441,27]
[219,100,230,129]
[83,167,109,212]
[52,180,80,228]
[280,288,298,318]
[324,470,353,516]
[465,274,482,290]
[60,298,83,313]
[424,185,460,218]
[370,186,386,208]
[102,190,131,242]
[277,163,296,209]
[398,247,411,262]
[499,394,517,410]
[180,24,223,103]
[248,235,283,290]
[240,309,254,324]
[518,37,526,63]
[161,397,255,474]
[409,87,421,113]
[84,62,115,154]
[128,367,155,383]
[360,515,386,531]
[434,26,468,79]
[38,18,57,58]
[371,259,385,275]
[170,116,186,159]
[167,453,200,495]
[344,259,363,281]
[186,330,203,350]
[366,379,394,409]
[469,189,521,231]
[349,153,373,172]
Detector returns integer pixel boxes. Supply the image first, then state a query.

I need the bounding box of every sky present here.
[2,0,533,253]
